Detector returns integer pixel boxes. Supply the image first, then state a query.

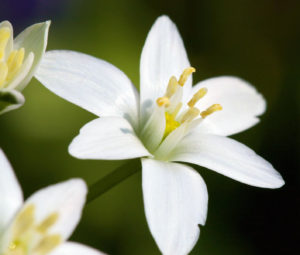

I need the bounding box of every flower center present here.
[0,27,26,89]
[157,67,222,137]
[2,204,61,255]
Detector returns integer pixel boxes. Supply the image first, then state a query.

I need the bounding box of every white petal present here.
[0,89,25,115]
[35,50,139,128]
[23,179,87,240]
[142,159,208,255]
[140,16,191,125]
[170,133,284,188]
[69,117,150,160]
[191,76,266,136]
[0,21,13,59]
[50,242,106,255]
[13,21,50,91]
[0,149,23,232]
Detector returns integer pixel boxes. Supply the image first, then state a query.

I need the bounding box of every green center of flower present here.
[0,27,26,89]
[2,204,61,255]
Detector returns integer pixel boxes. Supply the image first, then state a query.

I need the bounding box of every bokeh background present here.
[0,0,299,254]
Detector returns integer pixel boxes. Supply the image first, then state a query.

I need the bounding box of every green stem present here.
[87,159,141,203]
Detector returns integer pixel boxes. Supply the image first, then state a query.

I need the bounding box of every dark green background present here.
[0,0,299,254]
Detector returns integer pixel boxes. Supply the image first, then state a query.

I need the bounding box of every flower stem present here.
[87,159,141,203]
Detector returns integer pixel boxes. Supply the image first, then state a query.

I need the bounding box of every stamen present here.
[0,62,8,86]
[13,204,35,237]
[200,104,222,119]
[188,87,207,107]
[181,107,200,123]
[156,96,170,107]
[171,102,183,118]
[7,48,25,81]
[178,67,195,86]
[0,27,11,60]
[37,213,59,233]
[165,76,179,98]
[34,234,62,255]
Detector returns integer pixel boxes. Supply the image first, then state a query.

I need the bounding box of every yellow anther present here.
[178,67,196,86]
[6,48,25,81]
[200,104,222,119]
[34,234,62,255]
[181,107,200,123]
[164,112,180,138]
[0,27,11,60]
[37,213,59,233]
[13,204,35,237]
[165,76,179,98]
[188,87,207,107]
[156,96,170,107]
[0,62,8,86]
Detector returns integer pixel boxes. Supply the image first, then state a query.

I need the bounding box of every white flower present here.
[35,16,284,255]
[0,149,106,255]
[0,20,50,114]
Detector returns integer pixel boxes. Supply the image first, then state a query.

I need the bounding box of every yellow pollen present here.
[6,48,25,81]
[156,96,170,107]
[178,67,196,86]
[181,107,200,123]
[33,234,62,255]
[0,62,8,85]
[13,204,35,237]
[36,213,59,233]
[165,76,179,98]
[164,112,180,138]
[188,87,207,107]
[0,27,11,60]
[200,104,222,119]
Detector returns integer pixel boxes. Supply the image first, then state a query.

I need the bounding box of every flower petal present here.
[23,179,87,240]
[142,159,208,255]
[69,117,150,160]
[35,50,139,128]
[191,76,266,136]
[13,21,50,91]
[50,242,106,255]
[0,149,23,232]
[170,133,284,188]
[140,16,191,125]
[0,89,25,115]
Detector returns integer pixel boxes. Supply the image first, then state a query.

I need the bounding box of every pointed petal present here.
[69,117,150,160]
[142,159,208,255]
[35,50,139,128]
[23,179,87,240]
[0,21,13,59]
[13,21,50,91]
[0,149,23,232]
[140,16,191,125]
[170,133,284,188]
[0,89,25,115]
[191,76,266,136]
[50,242,107,255]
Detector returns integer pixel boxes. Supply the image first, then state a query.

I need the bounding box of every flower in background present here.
[0,149,106,255]
[0,20,50,114]
[36,16,284,255]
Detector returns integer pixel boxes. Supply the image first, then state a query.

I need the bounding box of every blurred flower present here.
[0,20,50,115]
[0,149,106,255]
[36,16,284,255]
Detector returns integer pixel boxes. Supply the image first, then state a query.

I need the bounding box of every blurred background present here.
[0,0,299,254]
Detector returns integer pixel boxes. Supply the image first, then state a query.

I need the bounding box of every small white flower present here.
[0,149,106,255]
[0,20,50,114]
[35,16,284,255]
